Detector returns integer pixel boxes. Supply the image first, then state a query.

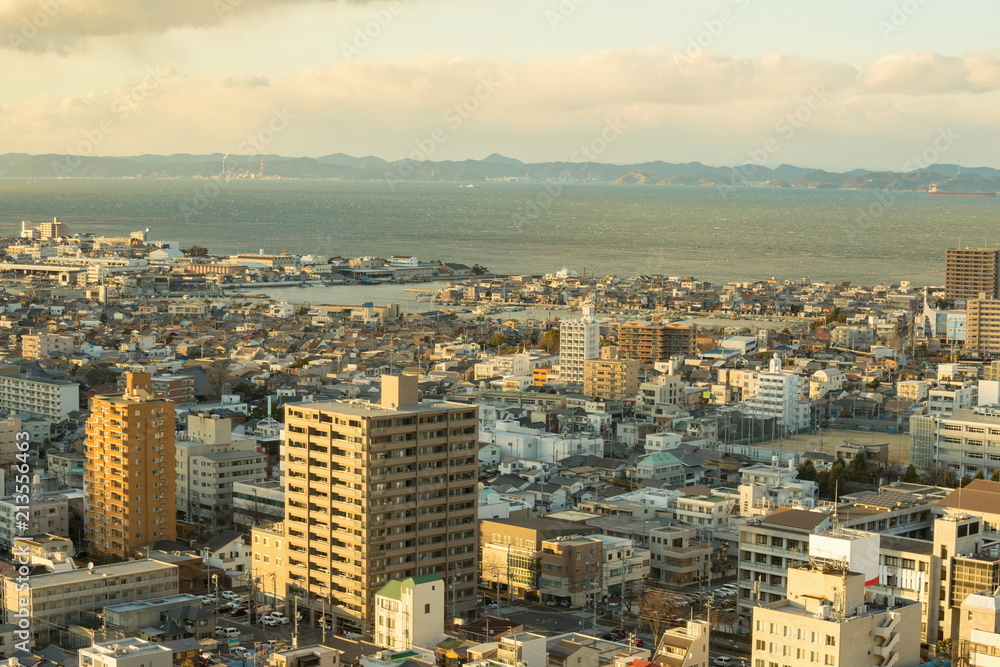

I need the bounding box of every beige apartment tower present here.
[252,374,478,637]
[84,372,176,559]
[945,248,1000,301]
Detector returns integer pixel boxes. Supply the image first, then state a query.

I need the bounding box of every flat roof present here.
[288,399,473,418]
[22,558,176,586]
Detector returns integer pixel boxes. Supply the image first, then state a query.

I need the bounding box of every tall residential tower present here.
[251,375,479,636]
[84,372,176,559]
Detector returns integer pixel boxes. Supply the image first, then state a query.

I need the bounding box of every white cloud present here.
[0,48,998,170]
[861,51,1000,94]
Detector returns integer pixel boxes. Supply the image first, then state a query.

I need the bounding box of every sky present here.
[1,0,999,171]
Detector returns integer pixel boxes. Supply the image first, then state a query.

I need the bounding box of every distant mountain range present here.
[1,152,998,192]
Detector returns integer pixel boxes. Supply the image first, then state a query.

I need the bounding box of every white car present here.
[269,613,291,625]
[202,594,217,605]
[221,591,241,601]
[713,658,733,666]
[215,627,240,638]
[231,648,253,659]
[261,616,280,627]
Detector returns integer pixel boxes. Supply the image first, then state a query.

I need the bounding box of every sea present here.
[1,178,996,286]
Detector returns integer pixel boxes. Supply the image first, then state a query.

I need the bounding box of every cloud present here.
[861,51,1000,94]
[0,48,997,171]
[0,0,382,53]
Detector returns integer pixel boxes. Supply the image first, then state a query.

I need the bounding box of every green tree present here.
[828,457,848,499]
[488,333,508,350]
[848,451,870,484]
[992,468,1000,482]
[289,358,308,369]
[471,264,489,275]
[182,245,209,257]
[797,459,817,482]
[903,464,920,483]
[541,328,560,354]
[974,468,985,480]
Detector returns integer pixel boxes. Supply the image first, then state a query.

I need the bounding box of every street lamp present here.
[212,573,220,618]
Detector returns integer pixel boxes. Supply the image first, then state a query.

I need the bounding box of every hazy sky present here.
[2,0,999,170]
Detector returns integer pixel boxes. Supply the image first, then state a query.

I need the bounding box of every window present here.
[825,636,836,646]
[424,604,430,614]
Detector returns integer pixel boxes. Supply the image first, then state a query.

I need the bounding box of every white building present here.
[897,380,930,402]
[0,488,71,548]
[175,414,266,525]
[558,307,600,384]
[373,574,445,650]
[3,559,179,646]
[0,374,79,420]
[79,638,173,667]
[479,422,603,463]
[740,356,810,434]
[751,562,920,667]
[653,620,710,667]
[928,382,978,416]
[738,457,819,516]
[809,368,846,399]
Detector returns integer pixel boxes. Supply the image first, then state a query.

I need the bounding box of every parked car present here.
[231,648,252,659]
[201,595,217,605]
[214,627,240,638]
[713,658,732,667]
[269,612,291,625]
[221,591,241,601]
[610,629,627,640]
[601,633,619,641]
[261,616,280,627]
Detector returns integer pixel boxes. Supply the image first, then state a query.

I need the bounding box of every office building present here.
[946,248,1000,301]
[84,372,176,559]
[251,375,478,637]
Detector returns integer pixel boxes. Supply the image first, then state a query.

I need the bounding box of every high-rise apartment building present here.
[617,320,697,363]
[946,248,1000,301]
[251,375,478,636]
[964,299,1000,355]
[85,372,176,559]
[558,306,600,384]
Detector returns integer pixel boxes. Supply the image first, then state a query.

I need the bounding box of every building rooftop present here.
[289,398,473,417]
[757,507,831,532]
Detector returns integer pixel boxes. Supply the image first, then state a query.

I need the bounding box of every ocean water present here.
[1,178,996,285]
